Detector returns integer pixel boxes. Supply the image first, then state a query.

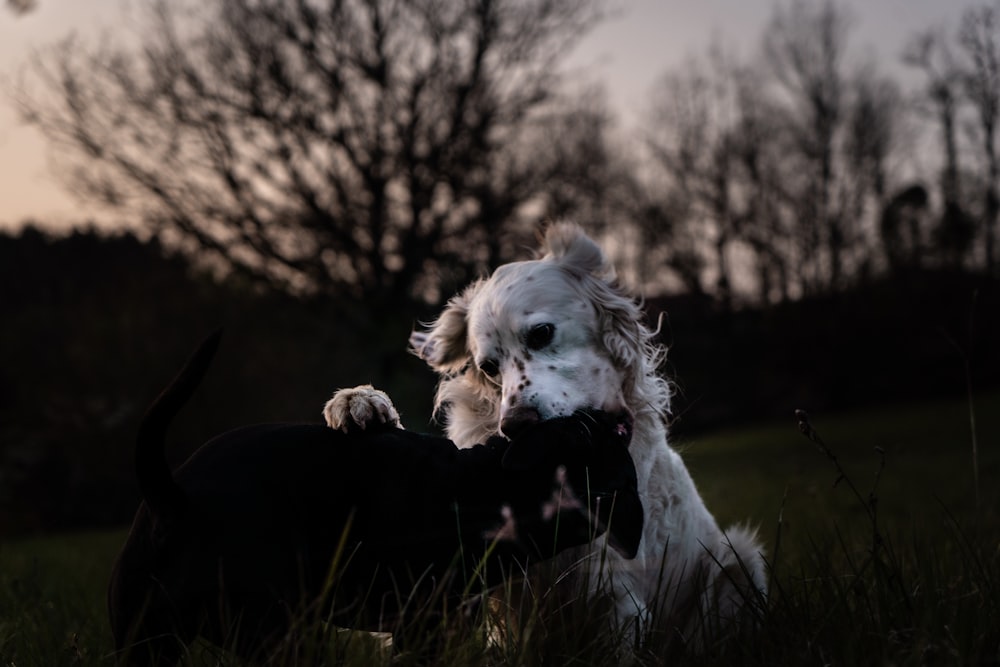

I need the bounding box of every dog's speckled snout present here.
[500,406,541,438]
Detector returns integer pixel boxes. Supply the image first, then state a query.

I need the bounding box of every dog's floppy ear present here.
[599,295,646,371]
[409,281,480,373]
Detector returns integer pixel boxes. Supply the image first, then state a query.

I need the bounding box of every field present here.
[1,393,998,665]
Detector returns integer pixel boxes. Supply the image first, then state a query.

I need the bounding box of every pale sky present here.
[0,0,982,231]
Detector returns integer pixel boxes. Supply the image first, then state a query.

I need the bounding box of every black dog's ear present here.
[602,488,644,559]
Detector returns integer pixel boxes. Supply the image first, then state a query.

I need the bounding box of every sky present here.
[0,0,985,231]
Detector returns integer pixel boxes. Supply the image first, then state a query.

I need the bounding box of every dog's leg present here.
[323,385,403,432]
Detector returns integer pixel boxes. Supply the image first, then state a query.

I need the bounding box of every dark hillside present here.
[654,270,999,434]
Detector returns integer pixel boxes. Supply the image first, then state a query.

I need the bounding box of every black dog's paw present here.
[323,385,402,432]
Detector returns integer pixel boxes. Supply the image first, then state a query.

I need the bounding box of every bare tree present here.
[15,0,601,305]
[728,63,796,302]
[628,189,709,297]
[644,44,811,304]
[640,2,906,303]
[879,184,930,271]
[643,49,744,302]
[905,29,963,215]
[959,3,1000,274]
[904,28,976,269]
[529,87,634,235]
[6,0,36,16]
[763,0,853,291]
[843,66,902,276]
[844,70,898,207]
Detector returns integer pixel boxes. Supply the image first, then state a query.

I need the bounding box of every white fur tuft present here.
[542,222,616,281]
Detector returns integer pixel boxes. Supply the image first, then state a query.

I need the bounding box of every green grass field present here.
[2,393,998,665]
[681,392,1000,544]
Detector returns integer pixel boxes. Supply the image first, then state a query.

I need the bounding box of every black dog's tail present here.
[135,330,222,522]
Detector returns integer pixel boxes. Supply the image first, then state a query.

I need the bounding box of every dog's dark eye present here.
[478,359,500,378]
[526,323,555,350]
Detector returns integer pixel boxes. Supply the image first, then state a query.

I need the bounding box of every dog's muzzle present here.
[500,406,541,438]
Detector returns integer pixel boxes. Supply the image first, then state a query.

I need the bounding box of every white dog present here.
[325,223,766,649]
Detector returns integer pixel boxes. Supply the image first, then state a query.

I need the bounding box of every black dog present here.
[108,332,643,664]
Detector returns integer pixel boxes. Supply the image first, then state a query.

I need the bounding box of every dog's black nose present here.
[500,407,541,438]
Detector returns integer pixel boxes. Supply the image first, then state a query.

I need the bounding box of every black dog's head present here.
[498,409,643,559]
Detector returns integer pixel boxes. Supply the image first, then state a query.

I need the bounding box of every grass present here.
[2,393,998,665]
[679,391,1000,543]
[674,391,1000,665]
[0,530,121,665]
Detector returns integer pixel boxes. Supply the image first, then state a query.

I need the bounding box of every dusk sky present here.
[0,0,983,231]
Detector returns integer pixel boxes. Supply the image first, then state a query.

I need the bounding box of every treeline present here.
[12,0,1000,307]
[614,1,1000,304]
[2,228,997,534]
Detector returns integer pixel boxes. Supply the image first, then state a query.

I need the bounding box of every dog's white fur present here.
[325,223,766,646]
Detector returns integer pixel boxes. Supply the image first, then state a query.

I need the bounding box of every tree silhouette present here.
[16,0,601,305]
[763,0,855,292]
[959,4,1000,274]
[6,0,36,16]
[904,26,985,274]
[641,3,902,304]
